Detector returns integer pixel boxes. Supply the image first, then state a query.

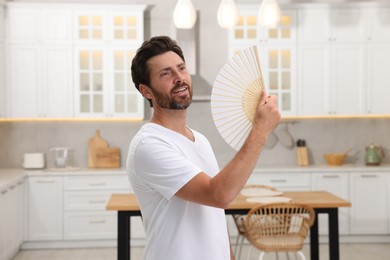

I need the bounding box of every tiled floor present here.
[12,243,390,260]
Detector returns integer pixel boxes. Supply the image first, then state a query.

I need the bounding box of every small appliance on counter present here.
[365,143,384,166]
[23,153,45,169]
[50,147,75,169]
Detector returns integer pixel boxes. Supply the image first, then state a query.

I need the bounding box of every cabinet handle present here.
[89,220,106,224]
[1,190,7,195]
[89,200,106,204]
[17,181,24,185]
[9,185,16,190]
[322,175,339,178]
[89,182,106,186]
[270,179,287,183]
[361,174,377,178]
[38,179,55,183]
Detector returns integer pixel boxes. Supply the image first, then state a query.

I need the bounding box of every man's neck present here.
[150,109,194,142]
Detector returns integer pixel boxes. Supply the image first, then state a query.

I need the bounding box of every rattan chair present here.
[243,203,315,260]
[232,185,280,260]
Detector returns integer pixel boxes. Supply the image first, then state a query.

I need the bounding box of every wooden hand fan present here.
[211,45,265,151]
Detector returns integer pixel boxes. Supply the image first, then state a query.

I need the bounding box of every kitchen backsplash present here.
[0,101,389,168]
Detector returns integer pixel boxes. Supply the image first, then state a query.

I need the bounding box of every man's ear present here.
[139,84,152,99]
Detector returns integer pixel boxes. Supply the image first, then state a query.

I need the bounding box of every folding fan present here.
[211,45,264,151]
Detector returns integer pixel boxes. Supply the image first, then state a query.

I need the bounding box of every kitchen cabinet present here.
[311,172,349,235]
[0,2,5,118]
[349,172,388,234]
[0,178,24,260]
[248,171,311,191]
[230,6,297,116]
[26,176,63,241]
[365,7,390,115]
[7,4,73,118]
[73,6,145,119]
[63,174,132,240]
[298,7,366,116]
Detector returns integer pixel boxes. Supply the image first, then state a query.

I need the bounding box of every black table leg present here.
[310,210,320,260]
[118,212,131,260]
[328,208,339,260]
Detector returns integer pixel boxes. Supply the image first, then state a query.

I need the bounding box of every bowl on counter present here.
[323,153,347,166]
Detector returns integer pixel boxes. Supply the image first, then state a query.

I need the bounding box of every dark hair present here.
[131,36,185,107]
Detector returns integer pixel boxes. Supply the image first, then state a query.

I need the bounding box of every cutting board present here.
[88,130,120,168]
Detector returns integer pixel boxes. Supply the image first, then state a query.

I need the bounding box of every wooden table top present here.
[106,191,351,211]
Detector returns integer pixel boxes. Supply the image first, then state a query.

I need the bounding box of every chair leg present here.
[236,235,245,260]
[296,251,306,260]
[258,252,266,260]
[234,234,240,259]
[246,245,252,260]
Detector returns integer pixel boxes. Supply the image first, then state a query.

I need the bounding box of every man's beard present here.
[150,82,193,110]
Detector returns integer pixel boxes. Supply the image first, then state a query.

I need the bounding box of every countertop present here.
[0,168,126,191]
[1,164,390,191]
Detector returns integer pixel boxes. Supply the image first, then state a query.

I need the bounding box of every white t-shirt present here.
[127,123,230,260]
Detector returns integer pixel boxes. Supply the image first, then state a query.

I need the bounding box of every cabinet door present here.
[0,5,4,117]
[108,11,144,44]
[7,9,41,43]
[331,8,367,43]
[74,11,107,43]
[331,44,366,115]
[42,45,74,117]
[312,172,349,235]
[259,45,296,115]
[27,176,63,241]
[108,46,144,118]
[298,44,331,115]
[350,173,388,234]
[74,47,106,117]
[298,8,331,44]
[366,43,390,114]
[0,188,7,260]
[8,45,41,117]
[367,8,390,42]
[0,42,5,117]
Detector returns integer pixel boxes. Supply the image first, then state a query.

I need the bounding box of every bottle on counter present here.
[296,139,309,166]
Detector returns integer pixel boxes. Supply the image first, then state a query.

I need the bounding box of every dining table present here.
[106,190,351,260]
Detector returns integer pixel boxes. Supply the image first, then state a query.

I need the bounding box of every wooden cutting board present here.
[88,130,120,168]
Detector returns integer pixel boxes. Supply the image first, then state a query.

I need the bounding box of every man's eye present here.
[161,71,170,78]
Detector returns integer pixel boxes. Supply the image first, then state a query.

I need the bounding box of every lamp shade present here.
[173,0,197,29]
[217,0,239,29]
[258,0,281,28]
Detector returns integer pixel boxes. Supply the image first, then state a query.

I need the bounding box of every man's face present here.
[146,51,192,110]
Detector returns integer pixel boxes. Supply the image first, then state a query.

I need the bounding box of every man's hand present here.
[252,90,281,138]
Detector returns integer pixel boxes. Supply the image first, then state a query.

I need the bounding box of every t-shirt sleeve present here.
[133,137,202,200]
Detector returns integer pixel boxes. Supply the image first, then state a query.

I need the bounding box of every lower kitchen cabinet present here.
[312,172,350,235]
[0,178,24,260]
[349,172,388,234]
[63,174,131,241]
[64,211,117,240]
[26,176,63,241]
[248,171,312,191]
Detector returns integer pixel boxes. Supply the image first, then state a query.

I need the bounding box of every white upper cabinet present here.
[73,6,145,119]
[298,6,368,116]
[367,8,390,42]
[0,3,5,118]
[7,4,73,118]
[298,7,367,44]
[6,3,145,119]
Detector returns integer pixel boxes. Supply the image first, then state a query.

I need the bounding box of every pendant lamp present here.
[217,0,239,29]
[258,0,281,28]
[173,0,197,29]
